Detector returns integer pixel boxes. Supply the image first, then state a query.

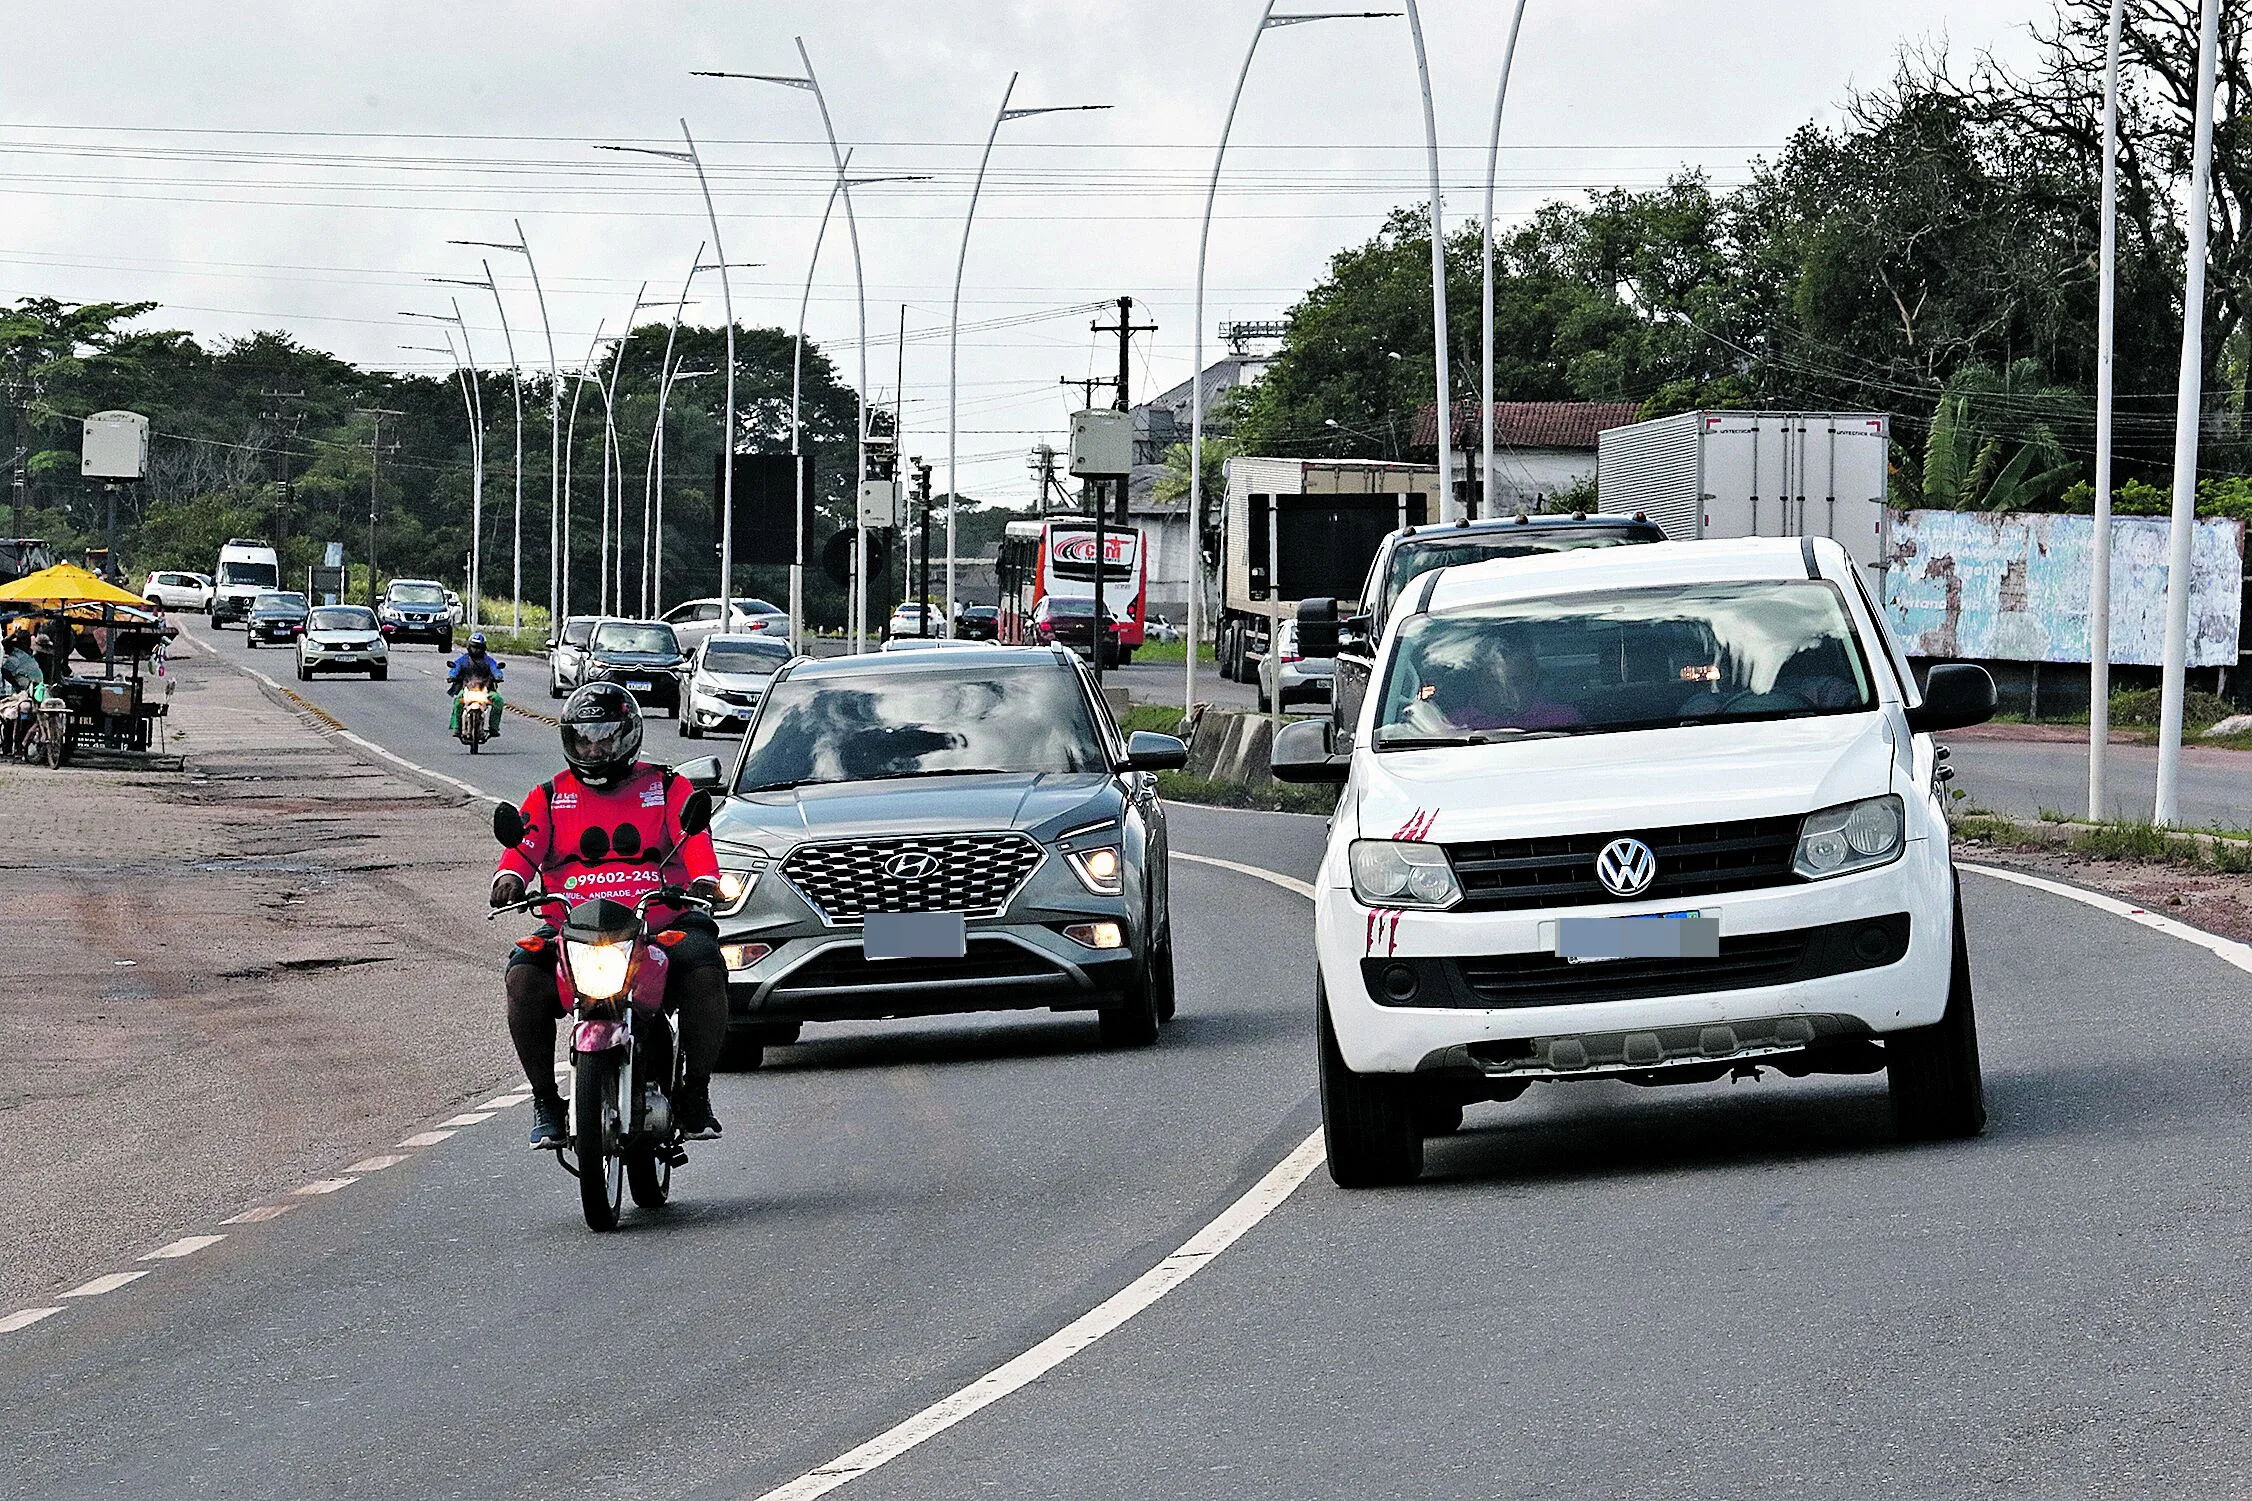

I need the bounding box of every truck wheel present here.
[1256,675,1272,713]
[1887,880,1986,1141]
[1319,980,1422,1187]
[1218,623,1238,681]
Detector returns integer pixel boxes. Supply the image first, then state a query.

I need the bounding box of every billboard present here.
[1882,508,2244,667]
[712,452,815,566]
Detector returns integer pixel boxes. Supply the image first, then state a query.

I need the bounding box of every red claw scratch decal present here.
[1364,907,1405,957]
[1393,807,1438,842]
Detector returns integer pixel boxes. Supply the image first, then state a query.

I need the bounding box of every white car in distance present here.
[680,633,793,738]
[296,603,389,680]
[143,571,213,611]
[663,596,791,651]
[1273,537,1997,1188]
[884,602,948,641]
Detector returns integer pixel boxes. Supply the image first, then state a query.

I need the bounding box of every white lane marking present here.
[479,1090,532,1109]
[1961,862,2252,975]
[220,650,508,806]
[292,1177,356,1196]
[1174,850,1316,901]
[139,1235,225,1261]
[750,1130,1327,1501]
[0,1307,63,1334]
[345,1154,410,1173]
[439,1111,498,1128]
[63,1271,151,1298]
[221,1205,294,1225]
[397,1130,457,1148]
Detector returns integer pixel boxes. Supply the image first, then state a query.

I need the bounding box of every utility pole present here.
[914,458,934,638]
[1088,297,1155,687]
[356,407,405,606]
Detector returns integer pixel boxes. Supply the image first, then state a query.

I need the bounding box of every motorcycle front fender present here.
[572,1018,630,1053]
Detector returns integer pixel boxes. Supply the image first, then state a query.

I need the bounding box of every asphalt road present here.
[1945,732,2252,831]
[9,620,2252,1497]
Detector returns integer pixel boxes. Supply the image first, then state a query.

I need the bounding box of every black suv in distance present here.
[579,618,687,717]
[689,644,1189,1066]
[378,579,453,648]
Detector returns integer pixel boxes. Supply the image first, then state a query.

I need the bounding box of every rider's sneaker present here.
[676,1083,722,1141]
[528,1092,568,1150]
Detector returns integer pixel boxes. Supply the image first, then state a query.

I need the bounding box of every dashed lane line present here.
[292,1178,357,1197]
[344,1155,410,1174]
[62,1272,150,1299]
[139,1236,225,1262]
[220,1206,293,1226]
[440,1111,498,1128]
[0,1308,62,1334]
[397,1130,458,1149]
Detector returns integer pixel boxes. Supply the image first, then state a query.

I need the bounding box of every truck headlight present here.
[1348,840,1461,909]
[564,937,632,1001]
[1794,795,1905,879]
[1065,845,1124,896]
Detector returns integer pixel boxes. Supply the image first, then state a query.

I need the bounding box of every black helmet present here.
[560,682,644,790]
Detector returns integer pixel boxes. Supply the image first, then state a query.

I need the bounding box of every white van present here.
[211,539,282,626]
[1275,537,1997,1187]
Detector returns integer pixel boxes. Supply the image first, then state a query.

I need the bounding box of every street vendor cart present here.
[0,563,176,764]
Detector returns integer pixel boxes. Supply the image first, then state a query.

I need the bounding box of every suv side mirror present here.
[674,755,725,793]
[678,789,714,837]
[1124,730,1188,771]
[1296,597,1340,659]
[1906,662,1997,734]
[492,802,526,847]
[1271,717,1351,785]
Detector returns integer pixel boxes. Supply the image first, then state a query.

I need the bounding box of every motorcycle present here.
[458,685,494,753]
[489,791,715,1231]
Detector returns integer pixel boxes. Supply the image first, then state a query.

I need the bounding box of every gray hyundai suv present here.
[688,644,1188,1067]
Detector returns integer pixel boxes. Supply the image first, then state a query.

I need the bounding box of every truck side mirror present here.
[1296,597,1341,659]
[1270,717,1351,785]
[1906,663,1997,734]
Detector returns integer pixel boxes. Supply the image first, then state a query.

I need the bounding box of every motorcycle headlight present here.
[1348,840,1461,910]
[1065,845,1124,896]
[1794,795,1905,879]
[564,937,632,1000]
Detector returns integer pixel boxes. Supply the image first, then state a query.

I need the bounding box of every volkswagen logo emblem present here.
[884,850,942,881]
[1594,838,1657,898]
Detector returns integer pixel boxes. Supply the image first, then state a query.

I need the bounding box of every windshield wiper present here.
[1375,729,1563,749]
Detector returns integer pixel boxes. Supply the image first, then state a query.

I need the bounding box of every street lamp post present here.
[598,124,743,623]
[1478,0,1531,522]
[647,367,713,617]
[432,261,525,628]
[2089,0,2126,821]
[450,223,559,632]
[561,320,610,622]
[1189,6,1397,713]
[401,303,484,620]
[645,241,705,618]
[2155,0,2224,827]
[402,337,483,596]
[1400,0,1457,520]
[943,81,1111,628]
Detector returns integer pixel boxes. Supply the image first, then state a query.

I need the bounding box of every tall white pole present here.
[795,160,852,652]
[515,225,560,635]
[599,281,649,615]
[2089,0,2125,821]
[445,299,485,629]
[561,320,606,623]
[648,242,703,619]
[480,263,525,630]
[1480,0,1530,522]
[2155,0,2223,827]
[950,75,1018,630]
[678,122,738,625]
[1402,0,1456,519]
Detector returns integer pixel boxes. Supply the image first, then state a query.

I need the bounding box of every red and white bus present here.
[997,519,1148,661]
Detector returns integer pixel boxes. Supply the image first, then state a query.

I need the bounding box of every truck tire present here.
[1219,622,1240,682]
[1319,981,1421,1188]
[1887,880,1986,1141]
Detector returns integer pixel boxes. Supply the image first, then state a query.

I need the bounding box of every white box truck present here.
[1214,457,1441,682]
[1596,411,1892,575]
[210,537,282,626]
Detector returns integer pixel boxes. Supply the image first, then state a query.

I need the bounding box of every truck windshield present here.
[736,664,1106,791]
[1378,526,1662,622]
[220,561,278,588]
[1376,581,1875,745]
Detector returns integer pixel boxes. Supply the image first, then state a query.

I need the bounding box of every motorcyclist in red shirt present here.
[491,683,728,1148]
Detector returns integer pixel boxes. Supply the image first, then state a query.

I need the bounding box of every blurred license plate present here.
[863,912,967,960]
[1555,913,1717,961]
[626,679,652,691]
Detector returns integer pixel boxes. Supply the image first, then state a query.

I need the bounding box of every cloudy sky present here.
[2,0,2053,504]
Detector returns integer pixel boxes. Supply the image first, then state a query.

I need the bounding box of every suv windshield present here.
[1378,525,1661,622]
[253,592,307,612]
[1377,581,1875,746]
[593,622,679,655]
[220,561,278,588]
[704,639,790,672]
[388,583,445,606]
[736,663,1107,792]
[309,606,375,631]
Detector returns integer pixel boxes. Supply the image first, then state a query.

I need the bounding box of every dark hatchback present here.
[1030,595,1122,665]
[688,644,1188,1066]
[580,618,687,716]
[955,605,1001,641]
[244,590,310,647]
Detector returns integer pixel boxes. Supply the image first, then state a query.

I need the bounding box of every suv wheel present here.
[1097,939,1162,1048]
[1319,980,1422,1187]
[1887,879,1986,1141]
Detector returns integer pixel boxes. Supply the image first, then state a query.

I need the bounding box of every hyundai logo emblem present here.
[884,851,942,881]
[1595,838,1658,898]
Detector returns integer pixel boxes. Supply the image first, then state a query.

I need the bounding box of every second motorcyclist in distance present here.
[491,683,729,1147]
[448,632,506,740]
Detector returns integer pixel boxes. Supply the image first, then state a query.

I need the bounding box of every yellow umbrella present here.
[0,562,149,608]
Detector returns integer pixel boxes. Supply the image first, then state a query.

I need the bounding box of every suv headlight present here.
[1065,845,1124,896]
[1794,795,1905,879]
[564,937,631,1001]
[1348,840,1461,909]
[714,850,772,915]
